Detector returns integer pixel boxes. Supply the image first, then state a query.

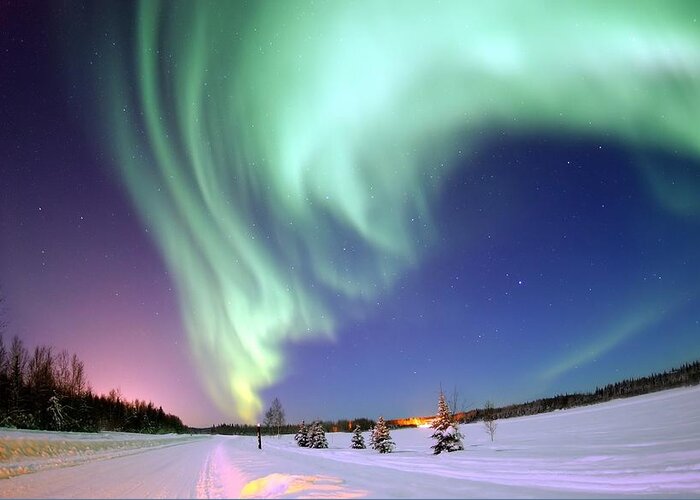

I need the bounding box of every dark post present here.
[257,423,262,449]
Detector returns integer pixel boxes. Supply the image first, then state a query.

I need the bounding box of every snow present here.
[1,386,699,498]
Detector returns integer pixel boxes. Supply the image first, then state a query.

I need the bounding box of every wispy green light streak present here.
[97,1,700,420]
[540,304,672,382]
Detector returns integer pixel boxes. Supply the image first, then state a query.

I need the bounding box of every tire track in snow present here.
[196,441,248,498]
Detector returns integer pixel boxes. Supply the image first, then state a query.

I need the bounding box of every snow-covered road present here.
[1,436,219,498]
[1,386,699,498]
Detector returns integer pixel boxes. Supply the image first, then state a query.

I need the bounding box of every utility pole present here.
[257,423,262,449]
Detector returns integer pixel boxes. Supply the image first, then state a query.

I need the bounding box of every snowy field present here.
[1,386,699,498]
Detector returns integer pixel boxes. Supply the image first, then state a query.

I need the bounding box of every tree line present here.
[209,416,376,436]
[464,360,700,423]
[0,334,185,434]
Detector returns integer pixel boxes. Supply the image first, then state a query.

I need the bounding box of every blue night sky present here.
[1,1,699,427]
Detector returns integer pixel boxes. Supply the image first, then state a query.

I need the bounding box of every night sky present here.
[2,1,699,427]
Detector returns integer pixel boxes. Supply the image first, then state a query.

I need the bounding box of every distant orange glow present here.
[388,410,477,428]
[388,416,434,428]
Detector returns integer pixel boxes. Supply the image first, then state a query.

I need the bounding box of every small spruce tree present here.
[430,391,464,454]
[350,425,366,449]
[372,417,395,453]
[294,420,309,447]
[309,421,328,448]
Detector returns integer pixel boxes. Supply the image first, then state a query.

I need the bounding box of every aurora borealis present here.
[1,1,699,425]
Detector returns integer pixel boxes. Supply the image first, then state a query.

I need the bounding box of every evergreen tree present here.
[47,392,66,431]
[309,421,328,448]
[372,417,395,453]
[368,425,376,449]
[294,420,309,447]
[350,425,365,449]
[430,391,464,454]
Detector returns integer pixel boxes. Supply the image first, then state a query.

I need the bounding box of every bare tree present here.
[0,290,7,378]
[0,290,9,422]
[108,387,123,403]
[0,332,7,380]
[54,350,71,393]
[27,346,54,392]
[263,397,285,437]
[483,400,497,442]
[69,354,86,396]
[0,288,7,335]
[9,336,27,413]
[447,386,470,423]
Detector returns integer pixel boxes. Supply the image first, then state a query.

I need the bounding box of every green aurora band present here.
[98,1,700,421]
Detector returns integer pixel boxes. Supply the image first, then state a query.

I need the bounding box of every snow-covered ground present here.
[0,430,204,480]
[1,386,699,498]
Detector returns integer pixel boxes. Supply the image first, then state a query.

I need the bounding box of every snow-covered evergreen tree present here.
[372,416,395,453]
[368,425,376,449]
[350,425,365,449]
[430,391,464,454]
[48,392,65,431]
[309,421,328,448]
[294,420,309,447]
